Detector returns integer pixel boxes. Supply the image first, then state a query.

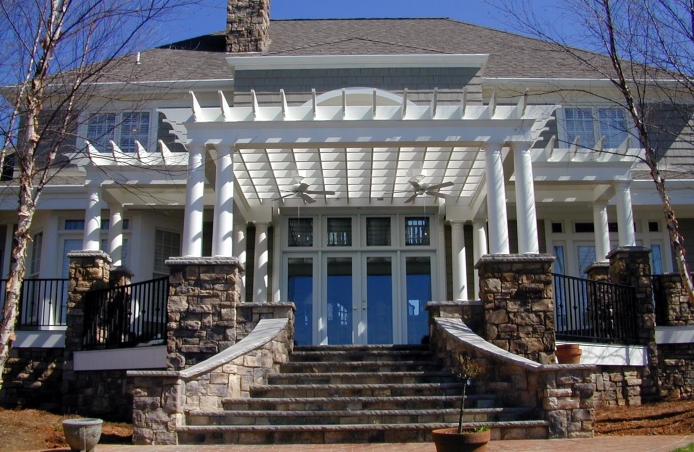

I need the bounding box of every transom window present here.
[366,217,391,246]
[563,106,629,149]
[405,217,430,246]
[87,111,151,152]
[288,218,313,247]
[327,218,352,246]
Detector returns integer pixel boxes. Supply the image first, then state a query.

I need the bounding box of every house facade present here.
[1,1,692,350]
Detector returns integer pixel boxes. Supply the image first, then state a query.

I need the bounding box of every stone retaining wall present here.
[130,317,293,445]
[431,316,595,439]
[0,347,64,411]
[592,366,649,408]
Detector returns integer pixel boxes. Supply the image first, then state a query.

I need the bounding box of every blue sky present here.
[155,0,564,47]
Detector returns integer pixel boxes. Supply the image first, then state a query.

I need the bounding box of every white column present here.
[593,202,610,262]
[450,222,468,300]
[212,146,234,257]
[253,223,269,303]
[108,204,124,266]
[512,142,539,254]
[233,224,247,302]
[182,145,205,257]
[484,143,509,254]
[83,185,102,251]
[615,181,636,246]
[472,220,488,299]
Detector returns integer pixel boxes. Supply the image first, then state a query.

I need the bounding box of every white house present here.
[1,3,691,347]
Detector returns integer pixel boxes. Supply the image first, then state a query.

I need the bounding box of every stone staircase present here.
[178,345,549,444]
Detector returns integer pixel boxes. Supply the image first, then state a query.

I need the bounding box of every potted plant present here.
[432,353,490,452]
[555,343,582,364]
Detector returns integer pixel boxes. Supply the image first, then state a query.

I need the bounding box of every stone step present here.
[250,382,466,398]
[289,349,435,363]
[222,395,498,412]
[280,360,440,373]
[267,371,457,385]
[187,407,534,426]
[176,420,550,444]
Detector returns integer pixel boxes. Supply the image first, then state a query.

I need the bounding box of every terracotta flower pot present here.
[556,343,582,364]
[432,427,491,452]
[62,418,102,452]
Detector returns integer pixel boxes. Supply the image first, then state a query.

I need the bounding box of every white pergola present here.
[67,85,643,302]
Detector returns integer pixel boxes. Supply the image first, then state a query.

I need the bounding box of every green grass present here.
[671,443,694,452]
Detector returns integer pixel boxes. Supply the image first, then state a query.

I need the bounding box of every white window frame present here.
[558,105,632,150]
[83,110,154,153]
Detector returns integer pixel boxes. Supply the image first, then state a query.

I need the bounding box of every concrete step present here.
[176,420,550,444]
[187,407,534,426]
[222,394,498,411]
[267,371,457,385]
[294,344,430,352]
[280,360,441,373]
[249,382,466,398]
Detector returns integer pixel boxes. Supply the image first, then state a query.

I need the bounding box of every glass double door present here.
[287,252,434,345]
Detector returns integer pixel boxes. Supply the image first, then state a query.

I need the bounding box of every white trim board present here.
[14,330,66,348]
[656,326,694,344]
[557,341,648,366]
[74,346,167,371]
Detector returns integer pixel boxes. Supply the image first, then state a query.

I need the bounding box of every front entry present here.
[287,251,434,345]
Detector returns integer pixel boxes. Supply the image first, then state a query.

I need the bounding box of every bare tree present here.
[0,0,195,388]
[500,0,694,301]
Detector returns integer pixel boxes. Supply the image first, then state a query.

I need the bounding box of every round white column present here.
[615,181,636,246]
[212,146,234,257]
[450,222,468,301]
[484,143,509,254]
[83,185,102,251]
[233,224,247,302]
[512,142,539,254]
[108,204,124,266]
[593,202,610,262]
[182,145,205,257]
[472,220,487,299]
[253,223,269,303]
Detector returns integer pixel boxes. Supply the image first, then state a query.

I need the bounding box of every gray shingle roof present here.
[156,18,613,81]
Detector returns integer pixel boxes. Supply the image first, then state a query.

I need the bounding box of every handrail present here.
[0,278,69,328]
[553,273,638,344]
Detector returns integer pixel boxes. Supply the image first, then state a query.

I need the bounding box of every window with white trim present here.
[154,229,180,277]
[563,106,629,149]
[30,232,43,277]
[86,111,151,152]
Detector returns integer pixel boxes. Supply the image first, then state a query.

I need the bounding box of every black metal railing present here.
[553,273,638,344]
[83,277,169,349]
[0,278,69,328]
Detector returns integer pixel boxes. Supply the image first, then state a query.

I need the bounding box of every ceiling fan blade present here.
[304,190,336,196]
[272,193,295,201]
[426,181,454,191]
[409,180,422,190]
[427,191,447,199]
[404,193,418,203]
[300,193,317,204]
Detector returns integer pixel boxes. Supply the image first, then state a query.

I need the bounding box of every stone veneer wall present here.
[226,0,270,53]
[653,272,694,325]
[476,254,556,364]
[431,317,595,439]
[1,347,64,411]
[592,366,649,407]
[165,258,243,370]
[426,301,485,337]
[130,317,293,445]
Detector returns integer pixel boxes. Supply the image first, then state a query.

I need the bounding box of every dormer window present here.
[563,107,629,149]
[86,111,150,152]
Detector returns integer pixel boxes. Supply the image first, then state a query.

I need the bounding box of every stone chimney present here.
[226,0,271,53]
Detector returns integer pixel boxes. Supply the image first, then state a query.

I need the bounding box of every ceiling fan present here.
[273,180,335,204]
[404,180,454,203]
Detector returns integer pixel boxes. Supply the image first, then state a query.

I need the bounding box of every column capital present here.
[615,180,632,190]
[509,141,533,152]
